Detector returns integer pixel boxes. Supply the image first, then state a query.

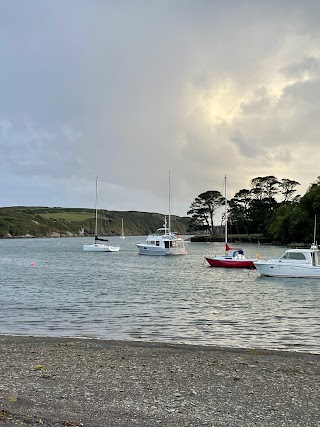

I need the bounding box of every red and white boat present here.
[205,176,257,269]
[205,243,256,269]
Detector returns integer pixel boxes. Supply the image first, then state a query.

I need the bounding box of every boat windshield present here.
[156,228,168,236]
[280,252,306,260]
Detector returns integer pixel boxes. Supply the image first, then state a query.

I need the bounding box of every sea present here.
[0,236,319,354]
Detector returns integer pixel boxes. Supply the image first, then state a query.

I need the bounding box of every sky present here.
[1,0,320,219]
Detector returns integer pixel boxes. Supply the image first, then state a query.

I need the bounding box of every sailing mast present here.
[94,176,98,239]
[224,175,228,250]
[94,177,108,243]
[168,170,171,234]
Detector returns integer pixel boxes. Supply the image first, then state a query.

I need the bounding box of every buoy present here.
[30,261,35,266]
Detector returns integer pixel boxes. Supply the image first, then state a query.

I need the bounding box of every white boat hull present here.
[83,244,120,252]
[254,261,320,278]
[136,243,187,256]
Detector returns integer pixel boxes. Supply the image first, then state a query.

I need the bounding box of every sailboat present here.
[136,172,187,256]
[205,175,257,268]
[83,177,120,252]
[120,218,125,239]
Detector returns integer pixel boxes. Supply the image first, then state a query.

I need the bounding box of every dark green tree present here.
[278,178,301,203]
[228,189,252,234]
[268,203,310,243]
[249,176,280,235]
[187,190,224,234]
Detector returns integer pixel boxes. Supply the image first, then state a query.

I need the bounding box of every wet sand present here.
[0,335,319,426]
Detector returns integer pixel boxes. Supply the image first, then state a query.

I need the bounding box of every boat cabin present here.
[280,248,320,266]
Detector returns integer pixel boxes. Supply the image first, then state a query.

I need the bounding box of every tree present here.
[228,189,252,234]
[187,190,224,234]
[268,203,310,243]
[249,176,280,235]
[278,178,301,203]
[300,179,320,215]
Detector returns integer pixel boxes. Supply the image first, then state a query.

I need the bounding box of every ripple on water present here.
[0,237,319,353]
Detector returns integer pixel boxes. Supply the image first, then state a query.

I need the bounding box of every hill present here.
[0,206,190,238]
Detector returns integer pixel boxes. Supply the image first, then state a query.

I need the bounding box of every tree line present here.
[187,175,320,244]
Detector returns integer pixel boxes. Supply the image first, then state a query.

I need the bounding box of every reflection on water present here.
[0,237,319,354]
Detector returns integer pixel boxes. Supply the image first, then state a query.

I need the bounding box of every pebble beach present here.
[0,335,319,426]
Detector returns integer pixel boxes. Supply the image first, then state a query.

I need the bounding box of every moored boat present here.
[205,175,257,269]
[136,218,187,256]
[83,177,120,252]
[254,244,320,278]
[254,216,320,278]
[206,244,257,268]
[136,171,187,256]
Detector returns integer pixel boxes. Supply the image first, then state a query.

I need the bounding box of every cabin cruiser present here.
[254,244,320,278]
[136,219,187,256]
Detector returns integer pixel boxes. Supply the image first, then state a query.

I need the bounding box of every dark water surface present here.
[1,237,319,354]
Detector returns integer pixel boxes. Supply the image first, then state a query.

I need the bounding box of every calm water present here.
[0,236,319,354]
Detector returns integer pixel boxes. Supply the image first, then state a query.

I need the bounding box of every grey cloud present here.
[281,57,320,79]
[2,1,320,214]
[230,130,260,158]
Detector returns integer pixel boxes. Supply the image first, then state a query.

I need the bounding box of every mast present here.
[95,176,98,237]
[224,175,227,246]
[168,170,171,233]
[313,214,317,245]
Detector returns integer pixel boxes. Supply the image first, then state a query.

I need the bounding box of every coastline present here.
[0,335,319,426]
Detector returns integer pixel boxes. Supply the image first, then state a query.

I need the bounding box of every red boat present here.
[205,176,257,269]
[205,245,256,269]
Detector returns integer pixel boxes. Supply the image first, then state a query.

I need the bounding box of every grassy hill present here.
[0,206,190,238]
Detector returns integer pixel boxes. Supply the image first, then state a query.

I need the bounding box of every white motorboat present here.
[136,218,187,256]
[255,216,320,278]
[136,172,187,256]
[83,177,120,252]
[254,244,320,278]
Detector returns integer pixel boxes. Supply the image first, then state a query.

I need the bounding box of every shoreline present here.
[1,332,319,356]
[0,335,319,426]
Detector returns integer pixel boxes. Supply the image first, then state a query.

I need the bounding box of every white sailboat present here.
[83,177,120,252]
[120,218,125,239]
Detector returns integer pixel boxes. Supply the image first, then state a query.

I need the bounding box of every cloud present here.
[1,1,320,216]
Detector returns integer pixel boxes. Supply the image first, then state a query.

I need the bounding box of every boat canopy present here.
[95,236,109,242]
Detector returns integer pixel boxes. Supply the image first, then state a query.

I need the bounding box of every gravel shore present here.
[0,335,319,426]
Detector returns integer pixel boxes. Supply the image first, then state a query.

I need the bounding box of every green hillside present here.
[0,206,190,238]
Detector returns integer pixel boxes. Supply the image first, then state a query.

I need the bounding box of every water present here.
[0,236,319,354]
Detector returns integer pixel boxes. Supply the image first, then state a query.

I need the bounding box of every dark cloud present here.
[1,1,320,215]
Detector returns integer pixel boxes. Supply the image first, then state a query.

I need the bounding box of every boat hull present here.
[136,244,187,256]
[205,257,256,269]
[83,244,120,252]
[254,261,320,278]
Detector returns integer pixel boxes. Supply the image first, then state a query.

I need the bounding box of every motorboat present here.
[255,216,320,278]
[83,177,120,252]
[136,171,187,256]
[136,218,187,256]
[205,175,257,268]
[254,244,320,278]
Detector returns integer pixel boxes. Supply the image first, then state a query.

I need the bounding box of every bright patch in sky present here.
[1,1,320,217]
